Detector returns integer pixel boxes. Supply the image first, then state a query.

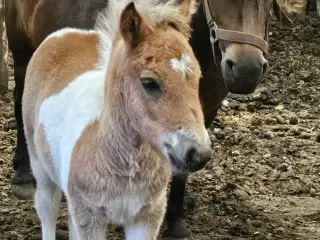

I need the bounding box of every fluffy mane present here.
[94,0,198,70]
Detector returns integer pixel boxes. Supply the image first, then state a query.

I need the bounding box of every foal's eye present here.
[140,77,163,99]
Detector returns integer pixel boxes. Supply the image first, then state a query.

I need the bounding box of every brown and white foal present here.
[22,0,211,239]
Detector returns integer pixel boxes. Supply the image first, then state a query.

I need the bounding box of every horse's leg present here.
[163,172,189,238]
[11,52,35,199]
[5,20,35,199]
[32,161,62,240]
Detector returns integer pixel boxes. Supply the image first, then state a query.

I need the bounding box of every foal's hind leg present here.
[32,160,62,240]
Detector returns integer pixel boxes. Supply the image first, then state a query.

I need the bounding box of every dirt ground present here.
[0,8,320,240]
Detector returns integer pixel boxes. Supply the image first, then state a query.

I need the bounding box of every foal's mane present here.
[95,0,197,69]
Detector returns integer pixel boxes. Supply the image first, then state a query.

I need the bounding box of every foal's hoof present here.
[163,218,189,239]
[11,171,35,200]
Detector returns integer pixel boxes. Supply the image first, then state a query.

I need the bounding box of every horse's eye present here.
[140,77,163,98]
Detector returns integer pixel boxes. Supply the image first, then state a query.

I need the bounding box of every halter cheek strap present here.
[202,0,270,69]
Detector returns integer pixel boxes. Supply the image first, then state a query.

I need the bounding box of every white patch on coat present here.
[170,53,192,78]
[39,70,105,192]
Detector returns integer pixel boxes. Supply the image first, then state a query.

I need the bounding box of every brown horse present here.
[22,0,211,238]
[4,0,290,238]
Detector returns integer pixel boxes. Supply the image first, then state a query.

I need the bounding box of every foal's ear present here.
[272,0,292,26]
[176,0,198,23]
[120,2,149,48]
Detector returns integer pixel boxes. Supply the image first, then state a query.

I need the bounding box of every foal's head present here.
[101,0,211,172]
[204,0,290,94]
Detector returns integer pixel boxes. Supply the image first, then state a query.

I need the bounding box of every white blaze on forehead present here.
[170,53,192,78]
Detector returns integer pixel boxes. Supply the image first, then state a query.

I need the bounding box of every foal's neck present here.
[98,58,143,174]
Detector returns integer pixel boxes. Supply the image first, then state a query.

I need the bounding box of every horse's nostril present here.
[226,59,234,71]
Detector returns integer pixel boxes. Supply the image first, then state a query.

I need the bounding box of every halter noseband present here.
[202,0,270,68]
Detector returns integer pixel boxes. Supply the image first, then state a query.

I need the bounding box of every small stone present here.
[234,189,250,201]
[316,133,320,143]
[298,110,309,118]
[1,208,10,214]
[289,115,298,125]
[262,131,274,139]
[299,70,312,79]
[278,163,289,172]
[213,128,225,140]
[310,188,317,197]
[275,227,285,234]
[247,102,255,112]
[221,99,229,108]
[263,154,271,159]
[238,105,246,111]
[264,117,277,125]
[289,128,301,136]
[209,134,217,143]
[232,150,240,156]
[275,104,285,110]
[251,116,263,126]
[7,120,17,130]
[223,127,233,136]
[276,115,286,124]
[300,133,311,139]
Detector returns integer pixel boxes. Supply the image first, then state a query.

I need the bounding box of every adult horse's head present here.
[98,0,211,172]
[203,0,291,94]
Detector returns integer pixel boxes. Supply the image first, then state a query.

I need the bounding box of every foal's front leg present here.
[68,202,106,240]
[125,195,167,240]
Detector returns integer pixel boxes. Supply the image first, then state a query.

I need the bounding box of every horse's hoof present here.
[163,218,189,239]
[11,182,35,200]
[11,171,35,200]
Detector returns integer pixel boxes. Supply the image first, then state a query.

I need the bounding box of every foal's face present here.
[208,0,271,94]
[117,4,211,172]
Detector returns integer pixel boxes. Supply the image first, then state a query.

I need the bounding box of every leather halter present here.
[202,0,270,69]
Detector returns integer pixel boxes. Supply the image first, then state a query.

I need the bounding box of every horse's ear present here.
[120,2,149,48]
[272,0,292,26]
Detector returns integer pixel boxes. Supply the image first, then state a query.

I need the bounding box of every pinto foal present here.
[22,0,211,239]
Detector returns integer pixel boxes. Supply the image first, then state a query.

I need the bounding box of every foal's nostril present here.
[226,59,234,70]
[185,147,199,164]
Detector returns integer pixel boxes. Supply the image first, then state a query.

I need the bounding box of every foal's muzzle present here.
[165,135,212,173]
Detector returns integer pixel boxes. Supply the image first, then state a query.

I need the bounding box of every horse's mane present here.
[95,0,197,70]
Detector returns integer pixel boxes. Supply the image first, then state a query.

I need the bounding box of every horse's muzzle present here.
[221,56,269,94]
